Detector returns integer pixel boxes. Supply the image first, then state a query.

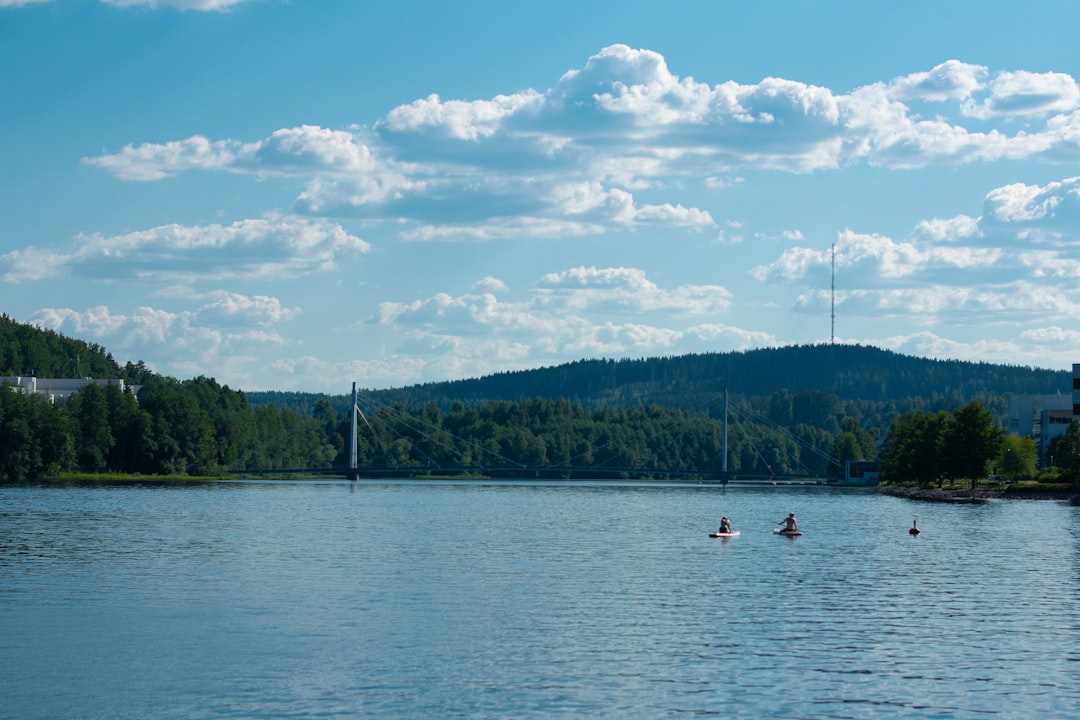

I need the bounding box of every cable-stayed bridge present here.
[231,383,844,485]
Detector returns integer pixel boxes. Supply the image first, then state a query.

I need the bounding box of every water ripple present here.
[1,482,1077,718]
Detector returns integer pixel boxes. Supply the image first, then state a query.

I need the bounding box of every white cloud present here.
[472,276,507,293]
[866,329,1079,370]
[372,266,735,372]
[0,0,252,9]
[962,70,1080,119]
[250,125,379,174]
[1,215,370,284]
[913,215,983,242]
[385,91,544,141]
[33,293,300,347]
[705,175,744,190]
[31,293,301,387]
[983,176,1080,234]
[889,60,987,103]
[754,228,1007,286]
[101,0,252,10]
[400,217,605,243]
[82,135,240,180]
[32,306,128,338]
[751,170,1080,333]
[0,246,69,283]
[195,291,301,326]
[534,266,732,314]
[84,47,1080,241]
[1020,325,1080,345]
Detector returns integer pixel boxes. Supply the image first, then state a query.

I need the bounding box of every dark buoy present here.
[909,519,920,536]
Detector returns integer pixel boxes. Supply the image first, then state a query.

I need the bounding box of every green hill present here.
[4,312,1074,482]
[1,313,121,379]
[371,344,1067,406]
[249,344,1069,429]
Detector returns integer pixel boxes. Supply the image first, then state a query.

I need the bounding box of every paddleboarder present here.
[778,512,798,533]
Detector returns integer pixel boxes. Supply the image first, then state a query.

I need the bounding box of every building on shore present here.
[1007,363,1080,466]
[1,375,138,402]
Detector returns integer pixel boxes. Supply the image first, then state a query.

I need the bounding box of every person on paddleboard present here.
[718,516,732,534]
[778,513,797,533]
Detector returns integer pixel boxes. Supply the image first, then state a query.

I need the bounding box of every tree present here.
[1051,419,1080,482]
[138,379,217,475]
[994,435,1037,482]
[103,382,154,473]
[940,401,1004,485]
[832,431,865,466]
[880,410,947,486]
[67,382,114,472]
[0,387,73,481]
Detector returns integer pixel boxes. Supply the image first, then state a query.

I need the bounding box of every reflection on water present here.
[1,481,1078,718]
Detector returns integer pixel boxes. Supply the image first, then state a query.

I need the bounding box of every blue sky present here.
[4,0,1080,394]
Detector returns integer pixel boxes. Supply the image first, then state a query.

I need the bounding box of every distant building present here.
[1074,362,1080,419]
[1008,363,1080,466]
[1,376,138,402]
[842,460,880,486]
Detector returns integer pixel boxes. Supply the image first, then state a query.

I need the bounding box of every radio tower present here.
[830,243,836,345]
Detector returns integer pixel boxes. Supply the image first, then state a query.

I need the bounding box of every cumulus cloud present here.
[889,60,987,103]
[82,136,241,180]
[83,46,1080,241]
[913,215,983,242]
[983,176,1080,239]
[754,228,1008,286]
[195,291,301,326]
[33,292,298,346]
[31,293,298,388]
[750,172,1080,336]
[962,70,1080,119]
[533,266,732,314]
[100,0,252,10]
[859,328,1079,370]
[1,215,369,284]
[372,266,736,366]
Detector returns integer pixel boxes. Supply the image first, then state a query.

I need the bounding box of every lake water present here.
[1,480,1078,719]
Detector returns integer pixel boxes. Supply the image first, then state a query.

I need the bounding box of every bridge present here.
[231,383,846,484]
[235,463,829,485]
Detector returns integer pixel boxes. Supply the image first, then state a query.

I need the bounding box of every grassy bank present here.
[22,472,228,486]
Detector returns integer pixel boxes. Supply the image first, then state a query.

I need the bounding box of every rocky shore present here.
[879,484,1079,503]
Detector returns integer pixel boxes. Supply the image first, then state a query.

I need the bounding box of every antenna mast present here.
[830,243,835,345]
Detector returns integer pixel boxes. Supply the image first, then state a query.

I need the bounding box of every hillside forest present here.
[3,313,1080,486]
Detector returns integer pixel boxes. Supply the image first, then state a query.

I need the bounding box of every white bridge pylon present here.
[349,381,359,480]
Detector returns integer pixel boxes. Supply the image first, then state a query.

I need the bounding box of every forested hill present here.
[251,344,1071,416]
[3,311,1067,415]
[1,313,120,379]
[3,312,1074,482]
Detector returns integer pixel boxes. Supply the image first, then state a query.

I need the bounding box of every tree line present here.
[880,400,1080,486]
[3,313,1079,485]
[0,378,881,481]
[0,375,336,481]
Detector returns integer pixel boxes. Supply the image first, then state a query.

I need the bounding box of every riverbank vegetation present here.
[3,314,1079,489]
[879,400,1080,496]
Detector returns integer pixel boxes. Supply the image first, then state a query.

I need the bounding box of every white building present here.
[1,376,136,402]
[1008,363,1080,465]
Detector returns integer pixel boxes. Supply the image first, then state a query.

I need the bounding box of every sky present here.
[3,0,1080,394]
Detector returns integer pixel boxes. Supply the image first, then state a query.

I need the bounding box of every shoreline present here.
[880,484,1079,503]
